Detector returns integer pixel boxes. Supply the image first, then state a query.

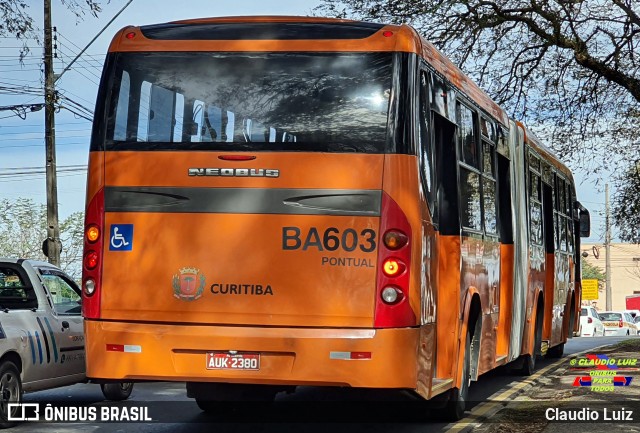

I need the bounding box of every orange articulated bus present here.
[82,16,591,419]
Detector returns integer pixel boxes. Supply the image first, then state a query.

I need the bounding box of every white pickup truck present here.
[0,258,133,428]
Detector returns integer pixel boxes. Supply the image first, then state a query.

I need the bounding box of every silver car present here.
[0,259,133,428]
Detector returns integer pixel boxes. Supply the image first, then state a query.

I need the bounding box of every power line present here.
[0,127,90,136]
[0,141,89,149]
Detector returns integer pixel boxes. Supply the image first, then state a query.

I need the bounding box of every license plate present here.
[603,322,618,327]
[206,352,260,370]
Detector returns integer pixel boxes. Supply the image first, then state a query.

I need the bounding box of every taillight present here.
[82,188,104,319]
[374,193,416,328]
[383,231,408,250]
[587,317,593,324]
[84,251,98,270]
[382,258,406,277]
[86,225,100,243]
[619,320,624,328]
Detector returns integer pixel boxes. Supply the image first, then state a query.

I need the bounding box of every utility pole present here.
[44,0,61,266]
[605,184,612,310]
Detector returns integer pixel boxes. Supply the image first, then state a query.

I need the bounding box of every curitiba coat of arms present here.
[172,267,206,301]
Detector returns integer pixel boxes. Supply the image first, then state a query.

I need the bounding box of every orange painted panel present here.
[436,235,461,379]
[496,244,514,356]
[101,212,379,327]
[103,152,383,190]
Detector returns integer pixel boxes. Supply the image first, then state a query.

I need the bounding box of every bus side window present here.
[418,70,436,219]
[458,104,479,168]
[457,102,482,232]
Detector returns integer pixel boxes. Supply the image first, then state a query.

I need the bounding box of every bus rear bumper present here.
[84,320,419,388]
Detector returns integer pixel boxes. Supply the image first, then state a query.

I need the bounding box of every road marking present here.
[444,343,615,433]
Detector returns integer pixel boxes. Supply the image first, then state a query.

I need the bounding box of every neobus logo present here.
[188,168,280,177]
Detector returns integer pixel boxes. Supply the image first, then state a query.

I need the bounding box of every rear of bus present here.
[82,17,424,396]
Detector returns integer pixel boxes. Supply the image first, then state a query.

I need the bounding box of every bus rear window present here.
[101,52,394,153]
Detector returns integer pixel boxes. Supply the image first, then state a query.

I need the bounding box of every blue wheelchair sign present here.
[109,224,134,251]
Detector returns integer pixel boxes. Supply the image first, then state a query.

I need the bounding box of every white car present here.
[579,306,605,337]
[0,259,134,428]
[599,311,637,336]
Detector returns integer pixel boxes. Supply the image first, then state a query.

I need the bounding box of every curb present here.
[443,342,617,433]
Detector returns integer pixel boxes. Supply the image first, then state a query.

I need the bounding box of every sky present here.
[0,0,610,245]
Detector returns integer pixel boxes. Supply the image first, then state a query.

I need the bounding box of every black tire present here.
[101,382,134,401]
[0,361,22,429]
[627,330,630,336]
[517,310,542,376]
[443,323,473,421]
[547,343,564,358]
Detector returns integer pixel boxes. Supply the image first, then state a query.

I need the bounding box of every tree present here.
[0,198,84,279]
[581,256,605,282]
[1,0,103,59]
[316,0,640,239]
[612,162,640,243]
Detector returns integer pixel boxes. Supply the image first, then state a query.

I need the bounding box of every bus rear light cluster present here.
[82,188,104,319]
[374,193,416,328]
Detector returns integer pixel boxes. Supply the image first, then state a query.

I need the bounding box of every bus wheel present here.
[443,325,472,421]
[0,361,22,429]
[547,343,564,359]
[101,382,134,401]
[517,305,543,376]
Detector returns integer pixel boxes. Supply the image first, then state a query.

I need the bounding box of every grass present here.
[606,338,640,352]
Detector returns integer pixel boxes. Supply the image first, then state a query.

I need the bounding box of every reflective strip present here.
[329,351,371,360]
[106,344,141,353]
[105,187,381,216]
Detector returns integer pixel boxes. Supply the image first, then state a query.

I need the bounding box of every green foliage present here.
[612,162,640,243]
[581,256,605,282]
[0,198,84,279]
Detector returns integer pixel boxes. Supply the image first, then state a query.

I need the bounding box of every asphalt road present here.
[10,335,634,432]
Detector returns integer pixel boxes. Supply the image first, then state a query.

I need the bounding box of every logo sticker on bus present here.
[109,224,134,251]
[172,267,206,301]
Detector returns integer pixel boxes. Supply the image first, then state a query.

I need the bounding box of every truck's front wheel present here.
[0,361,22,429]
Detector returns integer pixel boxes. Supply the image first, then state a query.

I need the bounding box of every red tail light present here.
[587,317,593,324]
[374,193,416,328]
[619,320,624,328]
[82,188,104,319]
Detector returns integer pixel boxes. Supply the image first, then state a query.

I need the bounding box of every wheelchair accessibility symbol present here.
[109,224,134,251]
